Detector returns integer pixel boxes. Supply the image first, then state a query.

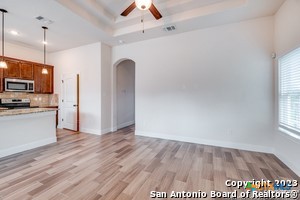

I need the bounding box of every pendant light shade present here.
[42,68,48,74]
[0,60,7,68]
[135,0,152,10]
[42,26,48,74]
[0,9,7,69]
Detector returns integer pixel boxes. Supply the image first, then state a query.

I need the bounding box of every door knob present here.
[73,105,78,107]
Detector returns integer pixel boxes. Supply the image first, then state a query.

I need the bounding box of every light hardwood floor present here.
[0,126,299,200]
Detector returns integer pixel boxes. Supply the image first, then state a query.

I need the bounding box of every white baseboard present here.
[135,131,274,154]
[80,127,101,135]
[79,124,134,136]
[275,152,300,177]
[101,128,112,135]
[117,121,135,130]
[0,137,57,158]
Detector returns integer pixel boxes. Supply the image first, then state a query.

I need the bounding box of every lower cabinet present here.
[34,65,54,94]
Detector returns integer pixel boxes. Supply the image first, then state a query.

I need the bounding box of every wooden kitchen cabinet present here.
[20,62,34,80]
[3,59,21,78]
[0,68,3,93]
[34,64,54,94]
[34,65,41,93]
[3,59,34,80]
[0,56,54,94]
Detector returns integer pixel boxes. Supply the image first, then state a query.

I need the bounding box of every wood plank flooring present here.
[0,126,299,200]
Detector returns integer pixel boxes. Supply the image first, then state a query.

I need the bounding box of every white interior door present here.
[62,73,79,131]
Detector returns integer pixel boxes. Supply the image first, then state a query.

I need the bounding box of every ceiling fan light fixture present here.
[135,0,152,10]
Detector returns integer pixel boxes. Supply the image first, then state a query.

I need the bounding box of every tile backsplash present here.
[0,92,59,107]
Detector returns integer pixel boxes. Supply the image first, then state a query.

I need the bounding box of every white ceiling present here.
[0,0,285,52]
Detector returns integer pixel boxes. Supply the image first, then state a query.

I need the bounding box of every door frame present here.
[112,58,136,132]
[60,73,80,132]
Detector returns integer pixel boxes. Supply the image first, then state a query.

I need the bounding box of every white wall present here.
[49,43,102,134]
[274,0,300,58]
[5,42,44,63]
[113,17,275,153]
[116,60,135,129]
[274,0,300,176]
[101,44,112,134]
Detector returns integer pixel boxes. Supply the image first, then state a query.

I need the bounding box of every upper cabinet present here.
[0,57,54,94]
[0,68,3,93]
[20,62,34,80]
[3,59,34,80]
[34,64,54,94]
[3,59,21,78]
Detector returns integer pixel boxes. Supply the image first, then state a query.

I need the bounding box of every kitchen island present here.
[0,108,57,158]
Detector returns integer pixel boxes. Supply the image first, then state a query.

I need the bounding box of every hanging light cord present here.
[1,10,4,61]
[44,27,46,65]
[41,26,48,74]
[42,26,48,66]
[0,8,7,68]
[141,11,145,34]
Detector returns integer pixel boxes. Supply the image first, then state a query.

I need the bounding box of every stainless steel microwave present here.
[4,78,34,93]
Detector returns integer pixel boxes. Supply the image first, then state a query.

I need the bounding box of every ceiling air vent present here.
[35,16,54,25]
[36,16,44,20]
[163,25,176,32]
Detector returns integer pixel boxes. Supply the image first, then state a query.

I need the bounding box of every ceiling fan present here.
[121,0,162,20]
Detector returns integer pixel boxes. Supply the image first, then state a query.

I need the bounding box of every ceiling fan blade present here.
[121,2,136,16]
[149,4,162,20]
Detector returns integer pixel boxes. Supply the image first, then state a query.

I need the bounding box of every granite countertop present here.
[0,108,58,117]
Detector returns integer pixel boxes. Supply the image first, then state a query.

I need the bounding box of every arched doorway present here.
[112,59,135,131]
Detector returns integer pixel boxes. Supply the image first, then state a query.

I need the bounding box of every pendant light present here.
[42,26,48,74]
[0,9,7,69]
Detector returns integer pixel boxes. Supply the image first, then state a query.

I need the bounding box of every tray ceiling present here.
[0,0,285,52]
